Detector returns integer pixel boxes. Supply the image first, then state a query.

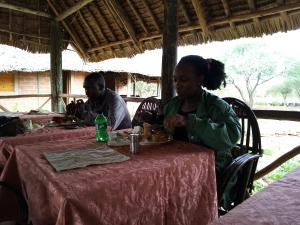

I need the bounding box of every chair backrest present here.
[131,97,161,127]
[0,181,30,225]
[219,97,262,213]
[223,97,262,156]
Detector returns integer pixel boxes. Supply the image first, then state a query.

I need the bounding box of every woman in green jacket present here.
[161,55,242,209]
[163,55,241,175]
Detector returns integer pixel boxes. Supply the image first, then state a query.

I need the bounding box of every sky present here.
[1,29,300,76]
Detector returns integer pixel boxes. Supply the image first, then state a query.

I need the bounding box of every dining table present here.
[0,112,64,123]
[0,126,96,170]
[0,136,218,225]
[210,166,300,225]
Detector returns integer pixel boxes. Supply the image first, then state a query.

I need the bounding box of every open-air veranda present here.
[1,0,300,224]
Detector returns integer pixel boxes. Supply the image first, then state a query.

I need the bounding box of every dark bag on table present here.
[0,116,26,137]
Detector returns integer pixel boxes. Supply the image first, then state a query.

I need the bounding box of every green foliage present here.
[285,61,300,99]
[263,148,273,156]
[253,159,300,193]
[133,81,158,98]
[220,40,286,106]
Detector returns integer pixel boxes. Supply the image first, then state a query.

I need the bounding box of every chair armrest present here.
[218,153,260,202]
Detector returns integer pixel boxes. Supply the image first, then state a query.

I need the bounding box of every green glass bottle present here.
[95,114,108,142]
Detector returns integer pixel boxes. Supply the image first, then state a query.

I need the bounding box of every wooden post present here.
[50,20,64,112]
[161,0,178,105]
[127,73,132,97]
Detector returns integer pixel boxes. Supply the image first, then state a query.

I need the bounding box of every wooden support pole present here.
[50,21,64,113]
[161,0,177,105]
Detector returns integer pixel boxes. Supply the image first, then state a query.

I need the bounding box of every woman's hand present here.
[164,115,187,128]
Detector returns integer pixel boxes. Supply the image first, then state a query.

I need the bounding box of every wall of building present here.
[0,71,88,112]
[70,71,87,95]
[0,71,51,112]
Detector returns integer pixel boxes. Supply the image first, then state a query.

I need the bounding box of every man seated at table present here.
[74,72,132,130]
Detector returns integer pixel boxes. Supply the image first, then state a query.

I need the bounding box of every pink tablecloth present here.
[19,113,64,123]
[0,138,218,225]
[0,127,96,167]
[210,167,300,225]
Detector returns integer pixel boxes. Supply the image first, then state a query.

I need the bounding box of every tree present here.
[284,61,300,100]
[221,41,285,107]
[267,82,293,106]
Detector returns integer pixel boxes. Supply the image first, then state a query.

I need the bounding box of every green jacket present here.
[163,90,241,173]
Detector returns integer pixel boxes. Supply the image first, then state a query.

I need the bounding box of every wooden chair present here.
[218,97,262,214]
[0,181,31,225]
[131,97,161,127]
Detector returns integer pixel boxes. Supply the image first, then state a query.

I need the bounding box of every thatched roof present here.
[1,0,300,62]
[0,44,161,78]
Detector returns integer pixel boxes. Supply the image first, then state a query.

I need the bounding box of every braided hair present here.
[177,55,226,90]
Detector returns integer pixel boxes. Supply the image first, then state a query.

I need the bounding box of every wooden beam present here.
[209,2,300,26]
[141,0,160,31]
[191,0,210,39]
[0,104,9,112]
[0,94,51,99]
[277,0,292,30]
[253,109,300,122]
[247,0,256,11]
[178,0,191,24]
[102,0,127,39]
[161,0,177,105]
[127,0,148,33]
[47,0,86,58]
[255,145,300,180]
[247,0,262,33]
[0,27,69,42]
[0,2,51,18]
[56,0,95,21]
[104,0,141,51]
[220,0,238,36]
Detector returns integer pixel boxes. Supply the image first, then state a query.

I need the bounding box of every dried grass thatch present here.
[1,0,300,61]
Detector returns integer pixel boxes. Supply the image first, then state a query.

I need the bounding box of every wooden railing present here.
[253,109,300,180]
[0,94,146,112]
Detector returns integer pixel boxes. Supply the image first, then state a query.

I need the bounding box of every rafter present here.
[178,0,191,24]
[247,0,262,33]
[127,0,148,33]
[210,1,300,26]
[78,11,100,46]
[247,0,256,11]
[191,0,209,38]
[277,0,291,30]
[47,0,86,58]
[102,0,126,39]
[141,0,160,31]
[91,2,117,41]
[87,6,108,43]
[220,0,237,34]
[103,0,141,51]
[0,2,51,18]
[56,0,95,21]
